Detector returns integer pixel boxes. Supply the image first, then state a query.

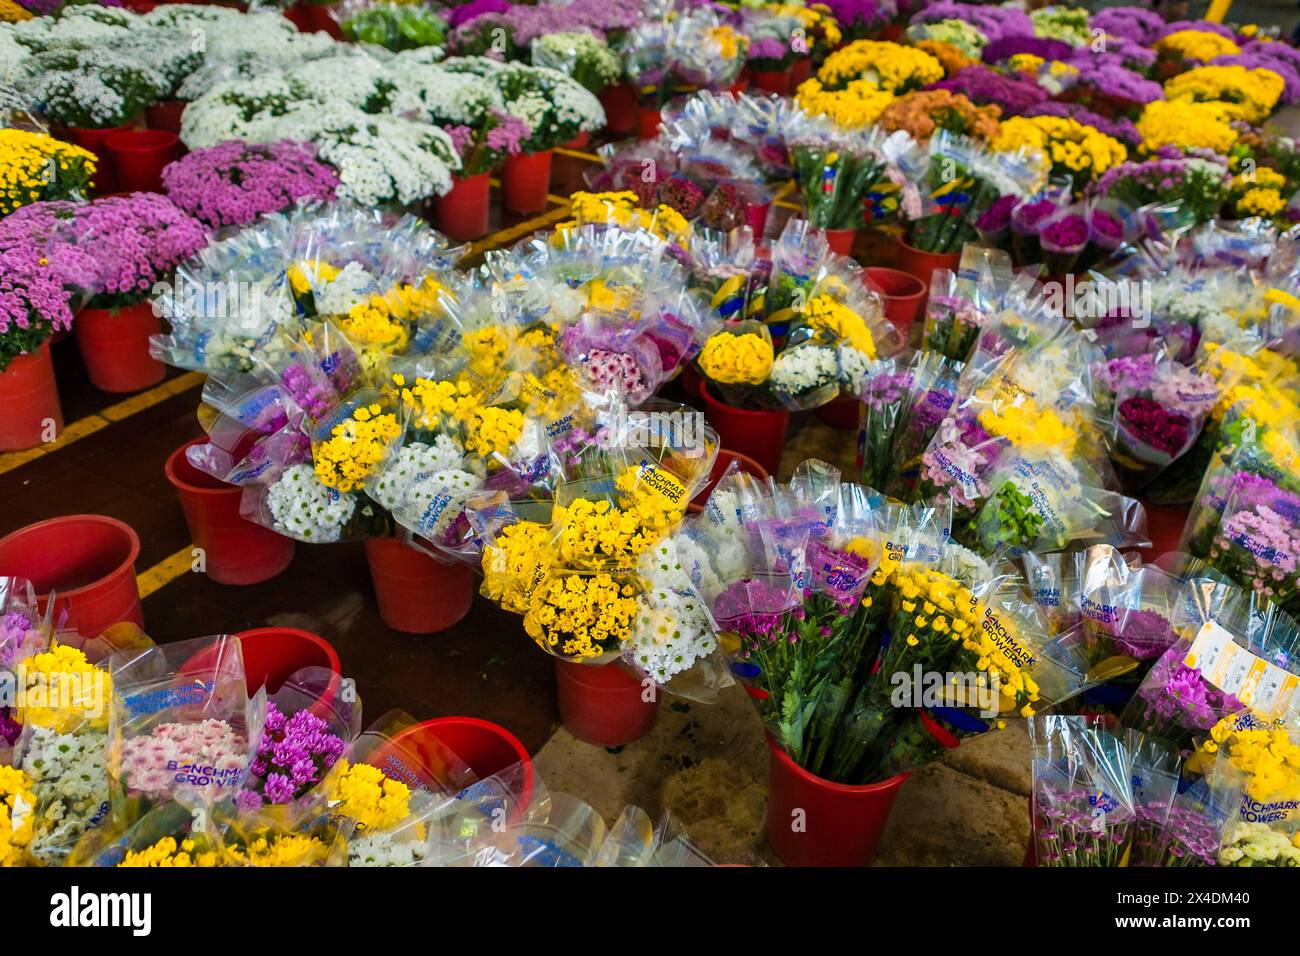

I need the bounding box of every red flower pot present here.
[790,55,813,87]
[363,537,474,634]
[822,227,858,258]
[864,266,927,340]
[878,22,904,42]
[0,342,62,452]
[165,439,296,586]
[304,2,343,37]
[1142,501,1189,557]
[555,659,658,747]
[75,301,166,394]
[145,100,187,134]
[745,201,770,239]
[0,515,142,639]
[235,627,341,699]
[599,83,636,135]
[283,2,312,30]
[501,149,553,214]
[636,105,661,141]
[63,124,133,194]
[752,68,793,96]
[375,717,535,813]
[563,131,590,150]
[765,732,909,866]
[688,448,769,513]
[815,396,860,430]
[434,172,491,242]
[106,129,179,194]
[700,383,789,478]
[895,236,960,290]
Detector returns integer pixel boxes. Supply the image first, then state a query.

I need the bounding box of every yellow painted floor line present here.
[466,205,572,259]
[555,147,603,164]
[136,545,200,600]
[0,371,205,477]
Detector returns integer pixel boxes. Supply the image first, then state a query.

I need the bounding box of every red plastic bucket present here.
[822,227,858,258]
[378,717,535,813]
[433,172,490,242]
[865,266,927,340]
[0,342,62,452]
[752,68,792,96]
[106,129,180,194]
[700,384,789,478]
[745,201,770,239]
[0,515,142,639]
[765,732,909,866]
[790,56,813,87]
[689,448,769,513]
[363,537,474,634]
[563,131,590,150]
[896,236,960,290]
[165,439,296,586]
[75,301,166,393]
[235,627,341,698]
[600,84,636,135]
[63,124,132,194]
[1142,502,1189,557]
[145,100,187,134]
[501,149,553,214]
[304,2,343,37]
[636,105,662,141]
[283,2,311,30]
[815,396,860,430]
[555,659,658,747]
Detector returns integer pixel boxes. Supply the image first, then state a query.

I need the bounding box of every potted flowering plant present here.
[6,195,207,393]
[530,31,621,146]
[342,2,447,51]
[159,139,340,231]
[0,245,73,450]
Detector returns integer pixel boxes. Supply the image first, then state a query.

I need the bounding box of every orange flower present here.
[879,89,1001,143]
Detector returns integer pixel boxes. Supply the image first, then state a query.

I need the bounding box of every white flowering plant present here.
[20,47,169,128]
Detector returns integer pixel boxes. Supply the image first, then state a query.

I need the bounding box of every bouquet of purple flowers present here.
[1105,353,1218,488]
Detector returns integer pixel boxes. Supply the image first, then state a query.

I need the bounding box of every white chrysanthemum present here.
[771,344,840,395]
[389,64,502,124]
[630,538,717,683]
[314,261,379,316]
[839,346,874,395]
[265,464,356,542]
[370,437,466,512]
[348,832,430,867]
[404,467,481,539]
[22,726,110,865]
[0,31,29,85]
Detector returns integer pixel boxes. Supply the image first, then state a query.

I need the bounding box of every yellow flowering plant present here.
[816,40,944,93]
[0,129,96,217]
[992,115,1127,190]
[1154,29,1242,69]
[794,77,896,128]
[1165,65,1286,124]
[1137,99,1238,155]
[1226,165,1289,221]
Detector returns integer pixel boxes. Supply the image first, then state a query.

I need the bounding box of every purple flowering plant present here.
[160,140,339,231]
[446,110,532,175]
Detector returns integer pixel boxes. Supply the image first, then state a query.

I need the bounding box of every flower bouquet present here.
[857,348,962,494]
[105,636,263,822]
[906,130,1048,254]
[919,245,1016,361]
[1105,352,1218,489]
[788,119,922,232]
[1029,716,1140,867]
[159,139,339,231]
[15,642,116,865]
[530,31,622,95]
[1207,718,1300,867]
[1119,576,1300,755]
[0,579,44,761]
